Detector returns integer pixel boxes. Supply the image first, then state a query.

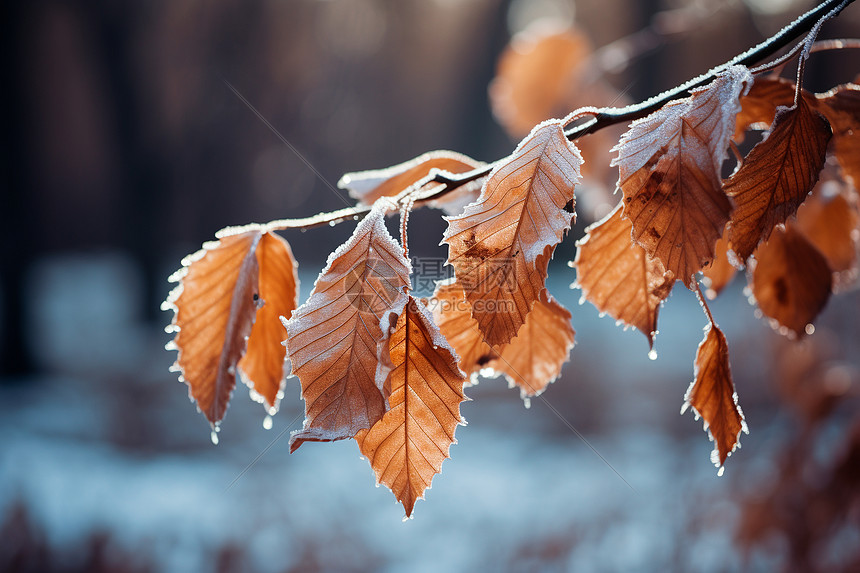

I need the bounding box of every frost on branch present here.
[750,224,832,338]
[443,118,583,347]
[683,321,746,470]
[613,65,751,287]
[725,97,832,263]
[284,201,411,452]
[572,203,675,349]
[355,296,467,518]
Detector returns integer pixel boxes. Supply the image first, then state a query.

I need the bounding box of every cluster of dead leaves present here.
[164,28,859,517]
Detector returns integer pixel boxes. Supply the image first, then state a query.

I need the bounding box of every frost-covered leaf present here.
[486,293,575,399]
[725,97,832,263]
[284,201,411,452]
[443,119,582,347]
[683,321,746,469]
[750,224,832,338]
[355,297,467,518]
[338,150,485,215]
[702,230,737,299]
[572,203,674,348]
[795,179,860,275]
[614,65,751,286]
[164,231,263,426]
[429,278,493,378]
[733,76,796,142]
[235,231,299,413]
[815,83,860,188]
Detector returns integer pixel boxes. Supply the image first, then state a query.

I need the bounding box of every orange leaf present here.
[572,203,674,348]
[750,224,832,338]
[702,230,737,300]
[733,76,796,143]
[683,322,746,469]
[284,201,411,452]
[443,119,583,347]
[725,97,832,263]
[164,231,264,426]
[356,297,467,518]
[795,180,860,275]
[486,294,575,399]
[338,150,485,215]
[489,26,592,138]
[614,66,751,286]
[236,231,299,413]
[429,278,493,378]
[815,83,860,189]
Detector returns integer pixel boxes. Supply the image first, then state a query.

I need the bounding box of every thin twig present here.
[263,0,854,233]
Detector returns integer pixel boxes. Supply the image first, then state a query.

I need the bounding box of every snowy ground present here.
[1,251,855,572]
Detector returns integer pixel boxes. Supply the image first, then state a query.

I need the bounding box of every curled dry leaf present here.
[429,278,493,378]
[356,297,467,518]
[443,119,583,347]
[486,293,575,399]
[572,203,675,348]
[815,83,860,189]
[164,230,264,426]
[236,231,299,413]
[725,97,832,263]
[733,76,796,143]
[750,224,832,338]
[613,65,751,286]
[284,201,411,452]
[702,230,737,300]
[338,150,486,215]
[795,180,860,275]
[683,321,746,469]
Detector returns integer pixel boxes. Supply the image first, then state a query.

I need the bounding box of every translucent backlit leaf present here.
[356,297,467,518]
[572,203,674,348]
[164,231,263,426]
[683,321,746,468]
[725,97,832,263]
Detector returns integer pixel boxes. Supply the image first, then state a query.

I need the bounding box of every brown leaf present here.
[614,66,751,286]
[164,231,263,426]
[702,230,738,300]
[733,76,796,142]
[572,203,675,348]
[725,97,832,263]
[443,119,583,347]
[237,231,299,413]
[486,294,575,399]
[429,278,493,378]
[683,322,746,469]
[815,83,860,189]
[284,202,411,452]
[338,151,485,215]
[795,180,860,275]
[750,224,832,338]
[356,297,467,518]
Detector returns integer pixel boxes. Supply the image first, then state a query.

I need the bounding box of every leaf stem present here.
[264,0,854,233]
